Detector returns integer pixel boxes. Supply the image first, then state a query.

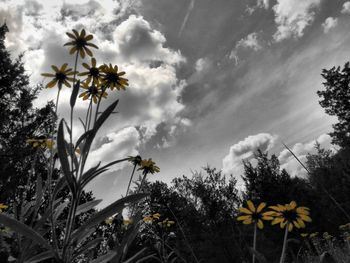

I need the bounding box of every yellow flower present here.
[41,64,75,88]
[143,213,161,223]
[138,158,160,175]
[310,232,319,238]
[78,57,102,85]
[27,138,54,149]
[237,200,267,229]
[123,219,133,226]
[105,216,114,225]
[0,203,8,212]
[323,232,333,240]
[64,29,98,59]
[79,82,107,104]
[100,64,128,90]
[158,218,175,228]
[266,201,312,232]
[300,233,309,238]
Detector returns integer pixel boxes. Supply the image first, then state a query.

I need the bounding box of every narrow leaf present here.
[0,214,52,250]
[34,174,43,213]
[248,247,267,263]
[25,250,55,263]
[71,193,148,244]
[57,120,76,194]
[90,251,117,263]
[53,201,69,222]
[122,248,147,263]
[75,199,102,216]
[70,80,80,108]
[73,237,104,258]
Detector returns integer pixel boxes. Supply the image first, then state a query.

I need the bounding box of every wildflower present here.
[100,64,128,90]
[310,232,319,238]
[78,57,102,85]
[237,200,268,229]
[0,203,8,212]
[123,219,133,226]
[267,201,312,232]
[143,213,161,223]
[79,82,107,104]
[300,233,309,238]
[64,29,98,59]
[27,138,54,149]
[41,64,75,88]
[323,232,333,241]
[138,158,160,176]
[105,216,114,225]
[158,218,175,228]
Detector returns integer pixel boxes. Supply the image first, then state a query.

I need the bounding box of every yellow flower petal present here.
[239,207,252,215]
[288,223,293,232]
[247,200,256,213]
[256,202,266,213]
[242,218,252,225]
[299,214,312,222]
[237,215,251,221]
[257,219,264,229]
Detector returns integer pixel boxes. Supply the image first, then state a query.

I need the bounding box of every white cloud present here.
[272,0,321,41]
[278,134,336,177]
[114,15,184,65]
[237,32,262,51]
[222,133,277,176]
[229,32,262,64]
[341,1,350,14]
[322,17,338,33]
[87,126,140,173]
[257,0,270,9]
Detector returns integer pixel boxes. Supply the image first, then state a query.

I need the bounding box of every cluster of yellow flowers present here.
[41,29,128,103]
[0,203,8,212]
[237,200,312,232]
[143,213,175,228]
[26,138,54,149]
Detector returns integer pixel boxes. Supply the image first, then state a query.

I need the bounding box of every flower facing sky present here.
[100,64,128,91]
[138,158,160,176]
[41,64,75,89]
[265,201,312,232]
[79,82,108,104]
[78,57,102,86]
[237,200,269,229]
[64,29,98,59]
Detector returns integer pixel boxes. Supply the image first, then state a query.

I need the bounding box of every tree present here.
[318,62,350,147]
[0,23,55,205]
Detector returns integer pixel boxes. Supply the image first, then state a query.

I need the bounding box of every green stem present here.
[279,225,289,263]
[253,223,257,263]
[126,163,137,196]
[93,85,107,127]
[70,52,79,173]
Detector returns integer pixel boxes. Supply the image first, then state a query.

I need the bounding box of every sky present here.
[0,0,348,207]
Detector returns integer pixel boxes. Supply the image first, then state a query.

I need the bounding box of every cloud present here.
[341,2,350,14]
[87,126,140,173]
[278,134,336,177]
[222,133,277,176]
[114,15,184,65]
[229,32,263,64]
[257,0,270,9]
[322,17,338,33]
[272,0,321,41]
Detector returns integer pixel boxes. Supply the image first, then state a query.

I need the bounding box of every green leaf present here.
[25,250,55,263]
[73,237,104,258]
[81,157,129,189]
[53,176,67,199]
[71,193,148,244]
[34,174,43,214]
[75,199,102,216]
[122,248,147,263]
[53,201,69,222]
[90,251,117,263]
[83,100,119,155]
[0,214,52,250]
[57,120,76,195]
[70,80,80,108]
